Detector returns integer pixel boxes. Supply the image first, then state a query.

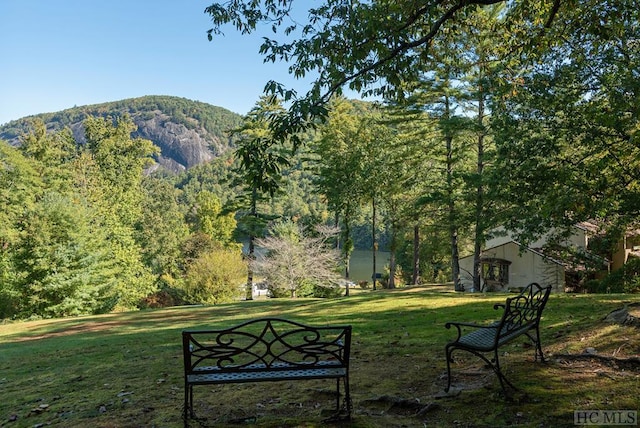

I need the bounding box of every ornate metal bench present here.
[182,318,352,426]
[444,282,552,393]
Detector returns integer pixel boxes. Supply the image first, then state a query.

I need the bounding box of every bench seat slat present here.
[189,359,344,373]
[188,366,347,384]
[457,323,534,351]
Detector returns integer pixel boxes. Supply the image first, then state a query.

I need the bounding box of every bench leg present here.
[445,345,517,394]
[534,326,545,362]
[184,383,193,427]
[323,377,351,423]
[492,349,517,393]
[445,344,454,393]
[342,376,352,418]
[334,377,352,418]
[524,328,545,362]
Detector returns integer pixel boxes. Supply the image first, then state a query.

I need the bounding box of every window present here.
[481,258,511,285]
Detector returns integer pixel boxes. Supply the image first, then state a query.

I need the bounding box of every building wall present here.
[567,227,589,249]
[612,239,628,271]
[611,234,640,271]
[459,241,565,292]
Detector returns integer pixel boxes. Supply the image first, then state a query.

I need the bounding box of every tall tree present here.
[233,96,292,299]
[195,190,238,247]
[13,193,116,318]
[84,115,158,227]
[2,122,121,318]
[358,109,410,289]
[136,176,190,281]
[313,98,370,292]
[82,115,159,309]
[401,65,474,291]
[19,119,77,192]
[387,6,508,291]
[454,5,503,292]
[0,140,43,318]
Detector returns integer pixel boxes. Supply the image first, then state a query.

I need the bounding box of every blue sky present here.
[0,1,316,125]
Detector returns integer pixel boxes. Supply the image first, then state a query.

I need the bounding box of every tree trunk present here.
[472,86,486,293]
[444,95,463,292]
[334,211,340,250]
[372,198,377,290]
[246,234,255,300]
[389,226,396,289]
[342,212,353,297]
[344,254,350,297]
[450,225,462,291]
[412,224,420,285]
[246,188,257,300]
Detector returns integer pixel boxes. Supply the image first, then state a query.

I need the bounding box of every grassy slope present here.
[0,287,638,428]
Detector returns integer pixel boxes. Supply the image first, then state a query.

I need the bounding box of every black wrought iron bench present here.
[182,318,352,426]
[444,282,552,393]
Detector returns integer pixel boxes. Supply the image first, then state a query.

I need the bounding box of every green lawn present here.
[1,287,638,427]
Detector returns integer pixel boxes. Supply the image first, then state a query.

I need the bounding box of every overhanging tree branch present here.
[205,0,564,141]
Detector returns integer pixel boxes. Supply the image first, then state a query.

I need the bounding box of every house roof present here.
[575,220,601,234]
[460,240,564,267]
[576,219,640,237]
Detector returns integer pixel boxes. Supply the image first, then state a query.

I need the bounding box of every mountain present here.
[0,95,244,173]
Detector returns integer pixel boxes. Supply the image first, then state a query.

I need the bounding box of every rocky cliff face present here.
[136,112,217,170]
[0,96,244,174]
[67,111,228,173]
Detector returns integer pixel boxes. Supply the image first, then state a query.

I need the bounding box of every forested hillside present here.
[0,96,244,173]
[0,98,387,320]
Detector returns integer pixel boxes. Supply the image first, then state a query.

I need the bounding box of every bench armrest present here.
[445,321,497,341]
[493,303,506,310]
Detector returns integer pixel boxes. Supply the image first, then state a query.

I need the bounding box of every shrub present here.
[267,284,289,299]
[312,283,343,298]
[598,257,640,293]
[182,247,247,304]
[139,275,187,308]
[584,279,603,293]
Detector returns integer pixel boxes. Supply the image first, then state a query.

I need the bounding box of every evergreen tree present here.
[313,98,368,290]
[0,140,43,318]
[232,96,292,299]
[13,193,116,318]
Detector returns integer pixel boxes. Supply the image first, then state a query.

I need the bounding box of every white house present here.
[458,223,604,292]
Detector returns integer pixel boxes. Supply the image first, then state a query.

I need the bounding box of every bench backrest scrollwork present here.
[183,318,352,374]
[496,283,551,344]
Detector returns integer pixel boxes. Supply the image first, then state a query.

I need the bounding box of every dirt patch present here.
[10,319,127,342]
[360,395,441,416]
